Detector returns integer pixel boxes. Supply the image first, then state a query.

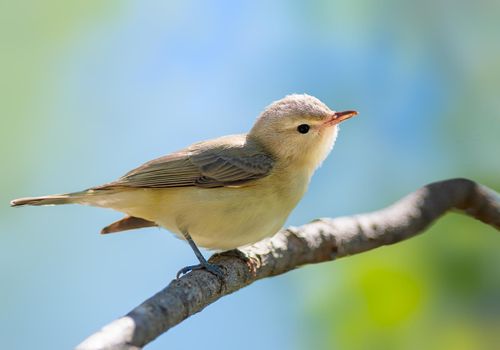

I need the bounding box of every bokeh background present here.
[1,1,499,349]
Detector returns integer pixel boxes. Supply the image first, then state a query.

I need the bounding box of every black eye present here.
[297,124,310,134]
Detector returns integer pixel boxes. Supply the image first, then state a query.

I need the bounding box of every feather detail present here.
[101,216,157,234]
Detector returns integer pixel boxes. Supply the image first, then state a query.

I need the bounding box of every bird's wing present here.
[98,135,275,189]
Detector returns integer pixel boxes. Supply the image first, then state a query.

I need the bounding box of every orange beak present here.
[325,110,358,126]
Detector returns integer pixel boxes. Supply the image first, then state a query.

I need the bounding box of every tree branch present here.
[76,178,500,350]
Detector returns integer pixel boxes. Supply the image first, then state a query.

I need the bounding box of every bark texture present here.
[76,178,500,350]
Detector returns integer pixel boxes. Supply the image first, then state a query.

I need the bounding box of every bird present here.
[10,94,357,278]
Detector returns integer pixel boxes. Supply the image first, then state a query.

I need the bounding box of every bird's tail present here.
[10,190,89,207]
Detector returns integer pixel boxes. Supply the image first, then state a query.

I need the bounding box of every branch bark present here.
[76,178,500,350]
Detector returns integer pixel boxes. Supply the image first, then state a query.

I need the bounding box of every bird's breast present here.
[146,169,312,250]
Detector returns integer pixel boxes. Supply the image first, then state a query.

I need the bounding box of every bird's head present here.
[249,94,357,171]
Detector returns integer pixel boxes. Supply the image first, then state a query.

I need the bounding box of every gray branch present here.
[76,178,500,350]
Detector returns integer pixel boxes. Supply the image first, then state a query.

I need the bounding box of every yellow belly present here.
[91,172,309,250]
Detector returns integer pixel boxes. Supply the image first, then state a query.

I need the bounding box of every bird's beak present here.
[325,110,358,126]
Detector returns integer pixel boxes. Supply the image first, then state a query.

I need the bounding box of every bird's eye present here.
[297,124,310,134]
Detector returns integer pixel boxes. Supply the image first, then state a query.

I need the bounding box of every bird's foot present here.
[176,262,224,279]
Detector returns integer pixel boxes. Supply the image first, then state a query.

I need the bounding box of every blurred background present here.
[1,0,499,349]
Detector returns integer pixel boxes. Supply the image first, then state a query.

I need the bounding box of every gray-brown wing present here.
[111,152,200,188]
[190,151,274,188]
[103,143,274,189]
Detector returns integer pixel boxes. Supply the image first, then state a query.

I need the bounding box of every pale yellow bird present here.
[11,94,357,277]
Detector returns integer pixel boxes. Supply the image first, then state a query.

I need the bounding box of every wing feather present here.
[97,135,274,189]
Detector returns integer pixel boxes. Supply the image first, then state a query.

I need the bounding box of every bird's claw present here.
[176,262,224,279]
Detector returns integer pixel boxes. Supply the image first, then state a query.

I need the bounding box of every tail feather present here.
[101,216,157,234]
[10,191,86,207]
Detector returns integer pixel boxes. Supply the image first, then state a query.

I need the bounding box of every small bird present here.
[11,94,357,277]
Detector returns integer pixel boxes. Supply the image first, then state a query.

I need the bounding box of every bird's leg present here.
[176,231,223,279]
